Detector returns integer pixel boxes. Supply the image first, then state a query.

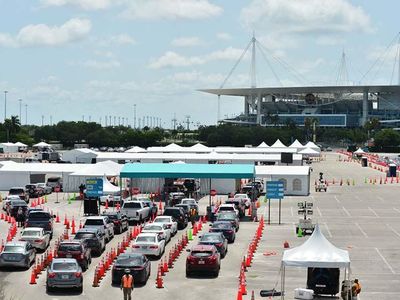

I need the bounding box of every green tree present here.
[374,129,400,150]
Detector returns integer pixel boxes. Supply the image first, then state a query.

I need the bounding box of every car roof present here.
[164,207,181,211]
[5,241,28,246]
[118,252,144,258]
[137,233,158,237]
[52,258,78,263]
[155,216,171,219]
[182,198,196,201]
[76,228,99,233]
[60,240,82,245]
[220,204,235,207]
[10,187,25,189]
[22,227,44,232]
[85,216,105,220]
[191,244,216,251]
[202,232,222,236]
[212,221,233,226]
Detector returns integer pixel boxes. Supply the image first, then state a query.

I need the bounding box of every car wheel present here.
[213,270,219,277]
[77,285,83,293]
[186,270,191,277]
[46,285,52,293]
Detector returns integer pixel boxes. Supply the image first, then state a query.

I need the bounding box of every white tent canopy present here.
[257,142,269,148]
[33,142,51,147]
[163,143,183,151]
[299,147,320,156]
[271,139,286,148]
[304,141,320,151]
[69,160,122,177]
[14,142,27,147]
[190,143,210,151]
[125,146,146,153]
[354,148,365,154]
[102,176,120,194]
[289,140,303,148]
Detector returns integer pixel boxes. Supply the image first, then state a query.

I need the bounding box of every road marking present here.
[375,247,396,274]
[323,222,332,238]
[355,222,368,238]
[316,207,322,217]
[368,207,379,218]
[377,196,384,202]
[393,208,400,214]
[342,207,351,217]
[386,224,400,238]
[290,206,294,217]
[334,195,340,203]
[354,195,362,202]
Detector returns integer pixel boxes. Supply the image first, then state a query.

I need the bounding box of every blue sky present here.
[0,0,399,127]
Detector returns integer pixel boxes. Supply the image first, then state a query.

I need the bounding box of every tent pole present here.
[281,264,285,300]
[208,177,212,221]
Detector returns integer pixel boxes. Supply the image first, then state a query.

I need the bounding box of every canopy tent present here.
[271,139,286,148]
[33,142,51,148]
[69,160,122,177]
[163,143,183,152]
[102,176,120,194]
[125,146,146,153]
[304,141,320,152]
[14,142,27,147]
[299,147,320,156]
[257,142,269,148]
[280,224,350,299]
[189,143,210,152]
[289,140,304,148]
[354,148,365,154]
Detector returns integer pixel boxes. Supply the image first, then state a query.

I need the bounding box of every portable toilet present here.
[361,157,368,167]
[388,163,397,177]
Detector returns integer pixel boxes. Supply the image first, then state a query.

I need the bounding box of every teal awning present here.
[120,163,255,179]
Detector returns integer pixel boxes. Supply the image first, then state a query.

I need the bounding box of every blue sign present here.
[266,181,284,199]
[85,178,103,197]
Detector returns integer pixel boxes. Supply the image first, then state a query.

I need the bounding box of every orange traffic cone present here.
[56,212,60,223]
[283,241,290,248]
[105,199,109,209]
[250,290,255,300]
[236,283,243,300]
[71,223,76,234]
[156,266,164,288]
[29,269,37,284]
[92,267,99,287]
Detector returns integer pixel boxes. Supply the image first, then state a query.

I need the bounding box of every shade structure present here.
[33,142,51,147]
[14,142,27,147]
[257,142,269,148]
[103,176,120,193]
[189,143,210,152]
[354,148,365,154]
[120,163,255,179]
[289,140,303,148]
[282,224,350,268]
[304,141,320,151]
[299,147,320,156]
[125,146,146,153]
[270,139,286,148]
[164,143,183,151]
[70,160,123,177]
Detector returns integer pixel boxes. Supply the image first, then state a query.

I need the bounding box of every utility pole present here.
[25,104,27,125]
[172,114,177,130]
[185,115,191,130]
[82,115,85,122]
[113,116,116,126]
[105,115,108,127]
[100,117,102,126]
[18,99,22,123]
[4,91,8,121]
[41,115,44,126]
[89,115,91,123]
[50,115,53,126]
[109,115,112,126]
[138,118,141,129]
[133,104,137,129]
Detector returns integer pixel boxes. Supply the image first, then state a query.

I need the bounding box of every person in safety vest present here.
[120,269,134,300]
[352,278,361,299]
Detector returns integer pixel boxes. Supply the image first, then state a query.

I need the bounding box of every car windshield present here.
[74,232,95,239]
[154,217,170,223]
[144,225,162,231]
[85,219,104,226]
[136,236,155,243]
[4,246,24,253]
[182,200,195,204]
[200,235,221,242]
[22,231,40,237]
[53,262,77,271]
[213,223,231,229]
[103,214,117,220]
[47,178,60,183]
[219,207,234,211]
[9,189,24,195]
[217,214,236,221]
[123,202,142,209]
[164,209,179,217]
[191,251,213,257]
[11,201,27,206]
[58,244,81,252]
[116,256,143,266]
[28,212,50,219]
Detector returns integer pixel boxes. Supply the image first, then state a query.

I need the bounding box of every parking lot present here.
[0,152,399,299]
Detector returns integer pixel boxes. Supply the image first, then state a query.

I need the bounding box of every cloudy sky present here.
[0,0,399,127]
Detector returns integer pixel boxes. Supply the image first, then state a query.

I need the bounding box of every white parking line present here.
[386,224,400,238]
[368,207,379,218]
[316,207,322,217]
[354,222,368,238]
[375,247,396,274]
[393,208,400,214]
[323,222,332,238]
[334,195,340,203]
[377,196,385,202]
[342,207,351,217]
[290,206,294,217]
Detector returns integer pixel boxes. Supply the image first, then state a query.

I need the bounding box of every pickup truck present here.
[121,200,151,223]
[83,216,114,243]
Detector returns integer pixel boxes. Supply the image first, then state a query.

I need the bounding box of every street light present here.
[18,99,22,123]
[25,104,27,125]
[4,91,8,121]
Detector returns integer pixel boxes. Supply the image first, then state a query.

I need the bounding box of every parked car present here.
[225,199,245,218]
[216,204,239,217]
[163,207,188,230]
[175,203,191,219]
[111,253,151,285]
[234,193,251,208]
[25,184,44,198]
[142,223,172,243]
[9,200,28,218]
[36,183,53,195]
[20,227,51,250]
[2,195,21,211]
[100,194,122,206]
[83,216,114,242]
[0,241,36,269]
[186,245,220,277]
[46,177,63,192]
[168,192,185,206]
[180,198,199,214]
[132,233,166,258]
[9,187,29,203]
[198,232,228,258]
[215,212,240,232]
[153,216,178,236]
[101,211,129,234]
[209,221,236,243]
[120,200,151,223]
[73,228,105,256]
[46,258,83,293]
[56,240,91,271]
[25,211,55,238]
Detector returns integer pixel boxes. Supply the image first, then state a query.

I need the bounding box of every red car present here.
[56,240,91,271]
[186,245,220,277]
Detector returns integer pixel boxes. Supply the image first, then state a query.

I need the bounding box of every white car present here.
[234,193,251,208]
[142,223,171,243]
[217,204,239,217]
[19,227,50,250]
[180,198,199,211]
[132,233,165,258]
[83,216,114,242]
[153,216,178,236]
[36,183,52,195]
[2,195,21,211]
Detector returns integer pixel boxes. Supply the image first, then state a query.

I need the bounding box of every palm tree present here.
[3,115,21,141]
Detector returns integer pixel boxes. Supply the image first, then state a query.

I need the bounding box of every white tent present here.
[125,146,146,153]
[271,139,286,148]
[163,143,183,152]
[189,143,210,152]
[289,140,303,148]
[69,160,122,177]
[354,148,365,154]
[33,142,51,148]
[102,176,120,194]
[14,142,27,147]
[304,141,320,152]
[280,224,350,299]
[299,147,320,156]
[257,141,269,148]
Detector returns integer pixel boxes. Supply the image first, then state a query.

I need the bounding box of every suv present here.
[83,216,114,242]
[57,240,91,271]
[9,187,29,203]
[163,207,188,230]
[74,228,105,256]
[25,184,44,198]
[101,211,129,234]
[36,183,52,195]
[25,211,55,238]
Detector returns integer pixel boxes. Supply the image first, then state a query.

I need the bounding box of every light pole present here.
[25,104,27,125]
[134,104,137,129]
[41,115,44,126]
[4,91,8,121]
[18,99,22,123]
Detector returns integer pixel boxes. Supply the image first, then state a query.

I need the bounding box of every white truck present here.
[121,200,151,223]
[83,216,115,242]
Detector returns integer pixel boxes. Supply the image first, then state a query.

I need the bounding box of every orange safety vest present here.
[122,275,133,288]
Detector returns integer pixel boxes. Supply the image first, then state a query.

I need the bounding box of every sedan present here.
[46,258,83,293]
[215,212,240,232]
[0,241,36,269]
[20,227,50,250]
[153,216,178,236]
[101,211,129,234]
[142,223,171,243]
[132,233,165,258]
[198,232,228,258]
[2,195,21,211]
[186,245,220,277]
[112,253,151,285]
[209,221,236,243]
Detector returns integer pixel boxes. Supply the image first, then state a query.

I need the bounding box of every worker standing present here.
[352,278,361,299]
[120,269,134,300]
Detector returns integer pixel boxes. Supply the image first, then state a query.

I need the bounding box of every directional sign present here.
[266,181,284,199]
[85,178,103,197]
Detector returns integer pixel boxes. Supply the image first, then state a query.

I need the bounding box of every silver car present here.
[20,227,50,250]
[0,241,36,269]
[46,258,83,293]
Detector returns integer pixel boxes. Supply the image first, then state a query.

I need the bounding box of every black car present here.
[9,187,29,203]
[112,253,151,285]
[9,200,28,218]
[101,211,129,234]
[198,232,228,258]
[215,212,240,232]
[25,184,44,198]
[56,240,92,271]
[209,221,236,243]
[163,207,187,230]
[175,204,190,219]
[73,228,105,256]
[25,211,55,238]
[141,200,158,218]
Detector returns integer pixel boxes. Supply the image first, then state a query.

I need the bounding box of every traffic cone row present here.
[156,264,164,288]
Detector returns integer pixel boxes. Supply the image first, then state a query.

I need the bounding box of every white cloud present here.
[0,18,91,47]
[216,32,232,41]
[83,59,121,70]
[109,33,136,45]
[171,37,203,47]
[149,47,246,69]
[41,0,113,10]
[121,0,222,20]
[241,0,372,35]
